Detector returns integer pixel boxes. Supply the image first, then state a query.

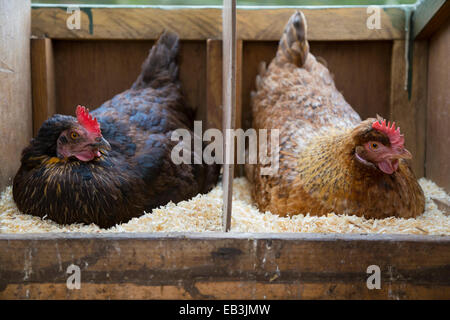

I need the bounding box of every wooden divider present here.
[31,38,55,136]
[222,0,236,232]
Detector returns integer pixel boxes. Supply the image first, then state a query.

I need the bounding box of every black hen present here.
[13,32,219,228]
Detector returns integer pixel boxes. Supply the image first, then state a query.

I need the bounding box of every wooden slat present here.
[236,39,243,132]
[179,41,207,122]
[206,39,223,131]
[31,38,56,136]
[409,41,428,179]
[235,39,244,177]
[222,0,236,232]
[31,6,406,41]
[0,233,449,299]
[241,41,277,131]
[32,7,222,40]
[413,0,450,39]
[426,19,450,191]
[0,0,32,191]
[237,7,405,41]
[389,40,427,178]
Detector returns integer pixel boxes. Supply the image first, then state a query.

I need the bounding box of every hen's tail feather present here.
[275,11,309,67]
[133,31,180,89]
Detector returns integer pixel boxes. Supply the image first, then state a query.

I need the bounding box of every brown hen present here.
[247,11,425,219]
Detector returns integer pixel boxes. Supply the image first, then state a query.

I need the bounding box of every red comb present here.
[76,105,101,136]
[372,119,404,149]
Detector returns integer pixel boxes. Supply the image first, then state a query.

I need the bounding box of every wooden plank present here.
[32,7,222,40]
[31,38,56,136]
[235,39,244,177]
[31,6,406,41]
[0,0,32,191]
[413,0,450,39]
[222,0,236,232]
[179,41,207,122]
[241,41,277,131]
[237,7,405,41]
[426,19,450,191]
[389,40,427,178]
[206,39,223,131]
[236,39,243,132]
[0,233,449,299]
[409,40,428,179]
[2,281,449,300]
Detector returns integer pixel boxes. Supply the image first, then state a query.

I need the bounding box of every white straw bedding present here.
[0,177,449,235]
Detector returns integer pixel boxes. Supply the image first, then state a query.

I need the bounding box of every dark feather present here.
[13,31,220,228]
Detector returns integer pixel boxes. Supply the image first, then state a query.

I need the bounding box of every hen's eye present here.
[70,132,79,139]
[371,143,379,150]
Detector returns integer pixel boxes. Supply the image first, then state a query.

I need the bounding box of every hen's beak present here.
[391,148,412,160]
[91,137,111,151]
[377,147,411,175]
[100,137,111,151]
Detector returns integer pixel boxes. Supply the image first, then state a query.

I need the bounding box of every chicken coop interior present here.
[0,0,449,299]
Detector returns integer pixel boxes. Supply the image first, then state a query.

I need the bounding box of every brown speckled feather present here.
[247,11,425,219]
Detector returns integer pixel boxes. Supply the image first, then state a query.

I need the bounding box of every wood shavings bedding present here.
[0,177,449,234]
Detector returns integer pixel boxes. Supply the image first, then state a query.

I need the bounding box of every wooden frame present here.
[1,233,449,299]
[31,5,406,41]
[0,3,449,299]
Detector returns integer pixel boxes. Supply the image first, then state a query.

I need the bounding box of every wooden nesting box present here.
[0,1,449,299]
